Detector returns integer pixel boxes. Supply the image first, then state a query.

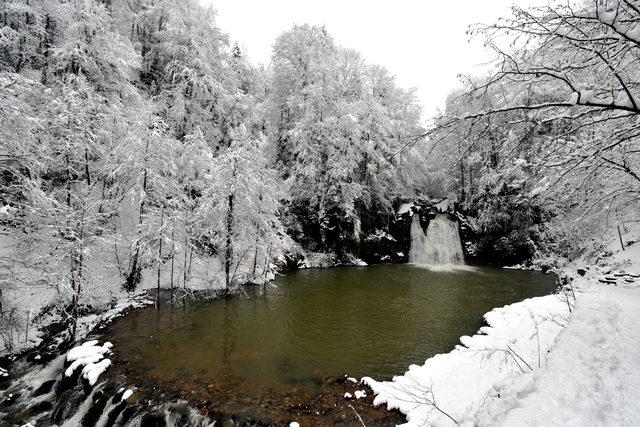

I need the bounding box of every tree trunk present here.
[74,218,84,339]
[170,223,175,305]
[225,192,234,289]
[459,159,466,202]
[252,245,258,277]
[66,154,78,340]
[125,150,148,292]
[156,208,164,309]
[252,191,263,277]
[84,148,91,186]
[183,229,189,289]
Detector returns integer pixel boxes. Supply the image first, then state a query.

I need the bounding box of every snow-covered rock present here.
[121,388,134,401]
[398,202,415,215]
[81,358,111,386]
[65,341,113,386]
[434,199,450,213]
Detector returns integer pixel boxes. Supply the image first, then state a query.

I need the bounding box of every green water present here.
[106,265,557,397]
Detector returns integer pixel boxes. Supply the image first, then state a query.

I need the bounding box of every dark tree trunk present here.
[156,208,164,309]
[225,192,234,288]
[125,143,149,292]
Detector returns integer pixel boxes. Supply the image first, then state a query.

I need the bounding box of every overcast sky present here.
[202,0,530,117]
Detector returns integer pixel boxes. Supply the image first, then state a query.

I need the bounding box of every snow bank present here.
[476,284,640,426]
[475,239,640,426]
[363,294,569,426]
[366,227,640,426]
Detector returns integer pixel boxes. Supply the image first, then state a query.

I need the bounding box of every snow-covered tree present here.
[198,127,284,288]
[463,0,640,249]
[268,25,424,254]
[19,77,125,337]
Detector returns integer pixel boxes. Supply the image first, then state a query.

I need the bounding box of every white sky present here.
[202,0,533,117]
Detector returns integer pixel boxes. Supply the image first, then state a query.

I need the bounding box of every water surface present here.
[105,265,556,401]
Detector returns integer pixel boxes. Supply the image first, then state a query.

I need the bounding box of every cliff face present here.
[350,198,473,266]
[282,197,484,269]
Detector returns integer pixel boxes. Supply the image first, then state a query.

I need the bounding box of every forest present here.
[0,0,431,346]
[0,0,638,426]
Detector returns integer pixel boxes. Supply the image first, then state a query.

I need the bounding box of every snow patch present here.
[65,341,113,386]
[354,390,367,399]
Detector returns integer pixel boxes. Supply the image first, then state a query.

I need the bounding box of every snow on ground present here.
[297,251,368,268]
[363,294,570,426]
[365,233,640,426]
[346,254,368,266]
[477,280,640,426]
[74,295,154,337]
[298,251,339,269]
[476,235,640,427]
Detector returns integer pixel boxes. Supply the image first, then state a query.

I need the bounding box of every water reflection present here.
[105,265,557,397]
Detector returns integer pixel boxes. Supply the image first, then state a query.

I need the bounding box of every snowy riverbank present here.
[364,239,640,426]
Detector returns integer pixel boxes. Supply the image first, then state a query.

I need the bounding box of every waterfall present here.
[409,214,465,266]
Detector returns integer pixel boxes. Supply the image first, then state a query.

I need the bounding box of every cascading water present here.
[409,214,465,266]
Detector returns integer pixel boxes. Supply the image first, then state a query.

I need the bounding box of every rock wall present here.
[282,197,477,269]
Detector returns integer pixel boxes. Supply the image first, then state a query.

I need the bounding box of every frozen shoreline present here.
[364,240,640,426]
[363,292,570,426]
